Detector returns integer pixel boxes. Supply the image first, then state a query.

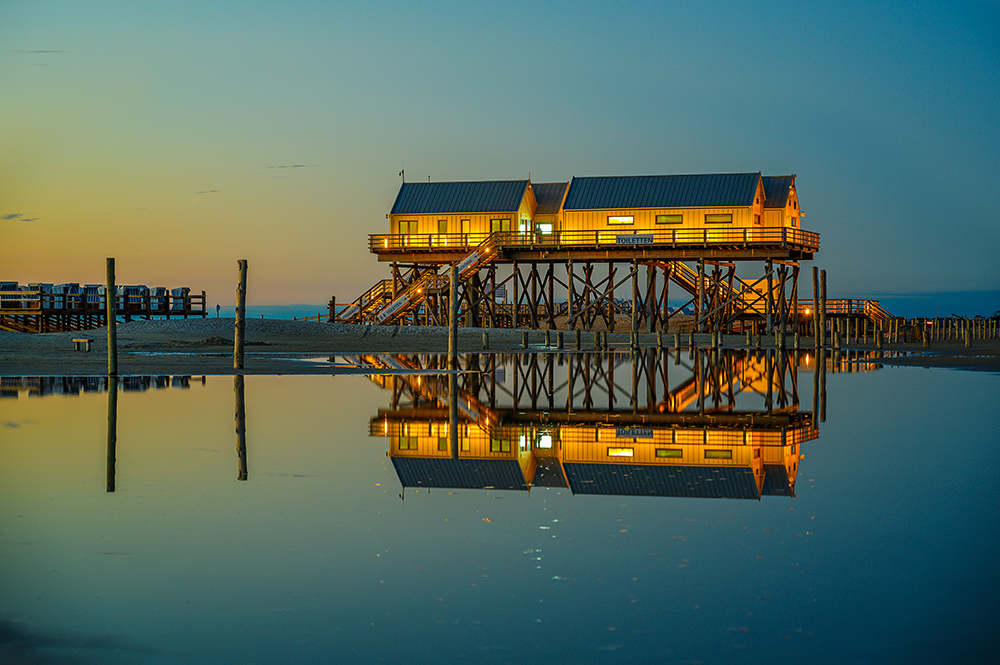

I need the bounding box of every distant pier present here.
[0,283,206,333]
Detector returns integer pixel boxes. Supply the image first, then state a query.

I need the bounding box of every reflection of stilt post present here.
[107,258,118,376]
[235,259,247,370]
[819,347,827,423]
[107,376,118,492]
[235,375,248,481]
[812,266,819,348]
[449,372,459,459]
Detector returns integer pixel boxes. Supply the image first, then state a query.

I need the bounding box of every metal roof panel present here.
[564,463,760,499]
[762,175,795,209]
[563,173,761,210]
[391,457,528,490]
[391,180,529,215]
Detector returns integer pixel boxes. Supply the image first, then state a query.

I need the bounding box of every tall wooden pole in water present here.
[448,265,458,370]
[234,260,247,370]
[106,258,118,375]
[819,269,827,348]
[812,266,819,347]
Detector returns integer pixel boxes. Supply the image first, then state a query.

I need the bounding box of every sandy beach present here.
[1,318,998,375]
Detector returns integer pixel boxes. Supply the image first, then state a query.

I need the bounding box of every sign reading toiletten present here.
[616,234,654,245]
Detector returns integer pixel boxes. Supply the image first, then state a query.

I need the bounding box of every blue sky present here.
[2,0,998,311]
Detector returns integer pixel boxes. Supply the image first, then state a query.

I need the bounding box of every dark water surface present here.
[2,351,997,664]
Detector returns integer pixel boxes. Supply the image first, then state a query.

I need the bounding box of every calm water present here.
[2,350,998,664]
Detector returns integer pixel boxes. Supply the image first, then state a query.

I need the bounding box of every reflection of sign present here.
[456,252,479,273]
[494,284,506,300]
[377,295,409,323]
[615,427,654,438]
[616,234,654,245]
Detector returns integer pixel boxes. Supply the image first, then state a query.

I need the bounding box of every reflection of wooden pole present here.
[235,260,247,370]
[107,376,117,492]
[235,375,247,481]
[819,348,827,423]
[107,258,118,375]
[449,373,458,458]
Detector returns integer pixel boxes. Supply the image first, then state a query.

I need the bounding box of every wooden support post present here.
[328,296,336,323]
[812,266,819,347]
[449,265,458,370]
[696,259,704,333]
[106,258,118,376]
[234,259,247,370]
[449,372,459,458]
[575,329,581,350]
[819,269,827,348]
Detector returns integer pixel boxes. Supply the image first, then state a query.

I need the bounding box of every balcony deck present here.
[369,227,819,264]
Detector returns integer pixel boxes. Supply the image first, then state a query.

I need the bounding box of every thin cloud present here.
[193,190,220,194]
[2,213,39,222]
[261,164,318,169]
[11,49,70,53]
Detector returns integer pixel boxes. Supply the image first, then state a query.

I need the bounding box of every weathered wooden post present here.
[449,372,459,458]
[812,266,819,348]
[557,330,564,349]
[234,260,247,370]
[235,375,248,481]
[327,296,336,323]
[448,265,458,370]
[106,376,117,492]
[819,269,827,348]
[106,258,117,375]
[482,332,489,349]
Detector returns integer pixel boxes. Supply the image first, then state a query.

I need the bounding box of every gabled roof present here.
[761,464,793,496]
[762,175,795,209]
[562,173,761,211]
[390,180,530,215]
[563,463,760,499]
[391,457,528,490]
[532,182,569,215]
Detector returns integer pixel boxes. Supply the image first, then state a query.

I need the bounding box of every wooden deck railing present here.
[0,290,207,317]
[369,227,820,254]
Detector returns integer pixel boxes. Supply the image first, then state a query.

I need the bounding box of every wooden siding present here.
[561,205,757,231]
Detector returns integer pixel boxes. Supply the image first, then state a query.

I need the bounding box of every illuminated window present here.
[438,220,447,234]
[704,449,732,459]
[535,222,553,234]
[438,437,448,451]
[656,214,682,224]
[790,216,798,227]
[608,215,634,225]
[398,437,418,450]
[490,218,511,233]
[655,448,682,458]
[607,447,634,457]
[399,220,417,234]
[537,435,553,449]
[704,214,732,224]
[490,439,511,453]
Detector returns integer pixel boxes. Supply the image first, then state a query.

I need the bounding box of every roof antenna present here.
[428,175,431,182]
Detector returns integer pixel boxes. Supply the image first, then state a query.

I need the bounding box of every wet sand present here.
[1,318,998,375]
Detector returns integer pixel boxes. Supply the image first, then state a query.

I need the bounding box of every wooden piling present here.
[819,269,827,348]
[448,266,458,369]
[106,258,117,376]
[234,259,247,370]
[812,266,819,347]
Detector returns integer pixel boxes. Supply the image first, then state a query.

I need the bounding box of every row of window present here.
[608,447,734,459]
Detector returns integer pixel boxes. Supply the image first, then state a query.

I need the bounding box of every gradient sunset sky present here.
[3,0,998,307]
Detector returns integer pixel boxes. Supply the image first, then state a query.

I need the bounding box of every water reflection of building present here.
[0,375,205,398]
[365,349,817,500]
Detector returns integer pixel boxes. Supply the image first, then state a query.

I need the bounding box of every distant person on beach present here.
[216,304,220,318]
